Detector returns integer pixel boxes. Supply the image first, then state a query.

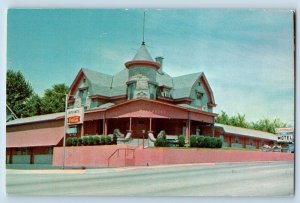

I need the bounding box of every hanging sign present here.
[67,107,84,125]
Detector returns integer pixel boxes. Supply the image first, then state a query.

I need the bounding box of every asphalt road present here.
[6,161,294,196]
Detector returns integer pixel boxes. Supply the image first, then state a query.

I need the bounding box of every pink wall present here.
[53,145,294,168]
[53,145,133,167]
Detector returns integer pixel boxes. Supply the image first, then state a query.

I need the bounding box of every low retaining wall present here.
[53,145,131,167]
[53,145,294,168]
[134,148,294,166]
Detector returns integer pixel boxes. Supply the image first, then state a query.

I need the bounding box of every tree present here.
[6,69,33,117]
[215,111,230,124]
[251,118,287,134]
[40,84,69,114]
[14,94,42,117]
[215,110,288,134]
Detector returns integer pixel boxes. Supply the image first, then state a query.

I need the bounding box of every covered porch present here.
[81,99,217,143]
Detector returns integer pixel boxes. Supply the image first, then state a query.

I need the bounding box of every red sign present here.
[67,107,84,125]
[68,116,81,124]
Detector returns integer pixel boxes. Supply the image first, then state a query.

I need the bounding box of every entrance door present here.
[133,118,148,138]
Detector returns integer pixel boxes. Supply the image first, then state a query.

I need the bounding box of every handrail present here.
[107,148,136,168]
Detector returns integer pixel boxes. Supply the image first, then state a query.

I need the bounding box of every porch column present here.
[104,119,108,136]
[149,117,152,131]
[9,148,13,164]
[129,117,132,131]
[211,124,215,137]
[103,112,106,135]
[30,147,34,164]
[81,123,84,136]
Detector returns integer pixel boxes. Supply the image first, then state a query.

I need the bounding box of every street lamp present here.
[52,91,71,170]
[62,93,69,170]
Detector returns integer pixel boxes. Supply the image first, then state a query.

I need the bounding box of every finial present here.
[142,11,145,45]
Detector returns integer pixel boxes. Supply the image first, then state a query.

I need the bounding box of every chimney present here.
[155,56,164,73]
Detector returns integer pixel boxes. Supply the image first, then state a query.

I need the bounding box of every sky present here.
[7,9,295,125]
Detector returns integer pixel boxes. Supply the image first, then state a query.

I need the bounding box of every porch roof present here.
[6,126,64,148]
[215,123,278,141]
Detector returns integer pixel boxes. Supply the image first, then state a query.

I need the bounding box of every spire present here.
[142,11,146,45]
[132,44,154,61]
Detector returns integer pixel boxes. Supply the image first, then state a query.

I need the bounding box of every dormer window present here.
[79,87,88,106]
[83,77,86,83]
[196,91,204,99]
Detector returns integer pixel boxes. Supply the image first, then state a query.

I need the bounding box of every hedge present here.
[66,136,114,146]
[189,135,222,148]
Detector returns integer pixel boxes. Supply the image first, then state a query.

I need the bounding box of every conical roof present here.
[132,44,154,61]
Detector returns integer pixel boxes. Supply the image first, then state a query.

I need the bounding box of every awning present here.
[6,126,64,148]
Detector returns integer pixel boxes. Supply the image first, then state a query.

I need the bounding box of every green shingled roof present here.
[172,72,202,98]
[132,44,154,61]
[81,67,205,99]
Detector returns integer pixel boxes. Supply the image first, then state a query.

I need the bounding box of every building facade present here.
[6,42,280,165]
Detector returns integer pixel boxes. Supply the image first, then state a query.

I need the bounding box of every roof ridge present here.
[172,72,202,79]
[215,123,275,135]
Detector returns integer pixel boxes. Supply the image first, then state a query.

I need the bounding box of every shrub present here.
[209,137,217,148]
[197,136,205,148]
[189,135,197,147]
[77,137,83,146]
[72,137,78,146]
[178,135,185,147]
[106,136,112,145]
[94,136,100,145]
[216,138,223,148]
[66,137,73,146]
[203,137,210,148]
[88,136,94,145]
[100,136,106,145]
[83,136,89,146]
[154,137,167,147]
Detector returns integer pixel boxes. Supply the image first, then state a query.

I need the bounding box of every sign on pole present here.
[275,128,294,134]
[67,107,84,125]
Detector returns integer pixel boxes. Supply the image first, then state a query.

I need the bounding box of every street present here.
[6,161,294,196]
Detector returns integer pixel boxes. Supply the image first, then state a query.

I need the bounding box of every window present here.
[196,92,203,99]
[79,88,88,106]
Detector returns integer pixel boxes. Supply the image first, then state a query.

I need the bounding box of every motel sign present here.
[67,107,84,125]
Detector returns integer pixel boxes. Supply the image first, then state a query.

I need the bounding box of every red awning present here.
[6,126,64,148]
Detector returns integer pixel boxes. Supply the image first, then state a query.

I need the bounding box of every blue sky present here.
[7,9,294,125]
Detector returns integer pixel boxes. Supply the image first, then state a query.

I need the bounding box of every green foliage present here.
[40,83,69,114]
[216,138,223,148]
[94,136,100,145]
[77,137,83,146]
[189,135,197,147]
[215,110,288,134]
[6,69,34,117]
[66,137,73,146]
[191,135,224,149]
[105,136,112,145]
[196,136,205,147]
[203,137,210,148]
[100,136,106,145]
[83,136,89,146]
[88,136,94,145]
[154,137,167,147]
[209,137,217,148]
[72,137,78,146]
[178,135,185,147]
